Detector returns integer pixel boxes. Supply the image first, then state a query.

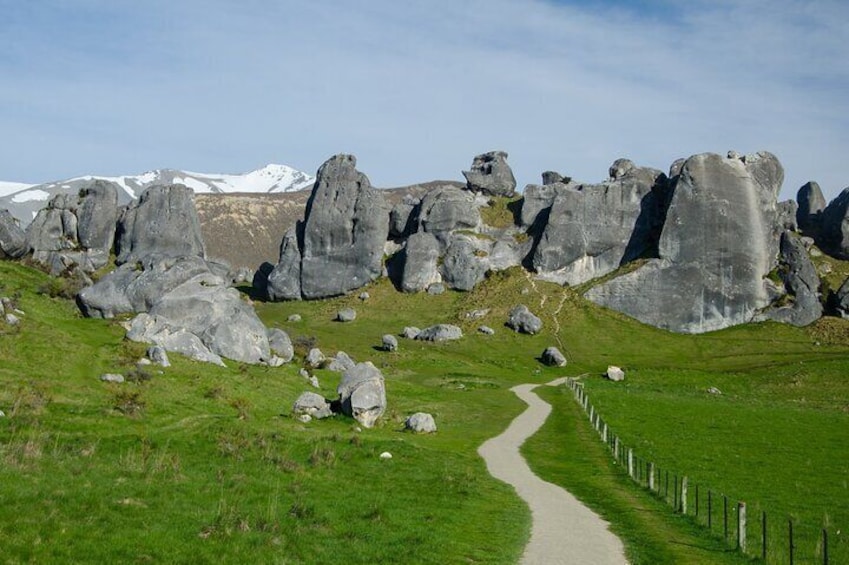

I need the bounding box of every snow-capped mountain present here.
[0,164,315,227]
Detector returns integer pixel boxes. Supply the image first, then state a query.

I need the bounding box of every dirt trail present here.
[478,377,628,564]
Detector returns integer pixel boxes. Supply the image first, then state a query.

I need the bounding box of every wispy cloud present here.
[0,0,846,199]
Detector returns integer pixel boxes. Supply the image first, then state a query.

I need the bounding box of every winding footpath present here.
[478,377,628,565]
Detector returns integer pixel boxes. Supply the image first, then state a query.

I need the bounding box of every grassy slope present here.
[1,260,848,563]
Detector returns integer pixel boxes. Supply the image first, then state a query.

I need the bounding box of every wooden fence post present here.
[708,491,712,530]
[648,462,655,492]
[627,449,634,479]
[738,502,747,552]
[681,477,688,514]
[789,519,794,565]
[823,528,828,565]
[723,496,728,541]
[762,511,767,562]
[602,422,608,444]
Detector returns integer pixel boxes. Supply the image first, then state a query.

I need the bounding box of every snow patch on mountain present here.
[0,181,34,198]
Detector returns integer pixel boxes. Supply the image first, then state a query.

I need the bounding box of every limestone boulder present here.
[762,231,822,327]
[818,187,849,259]
[415,324,463,342]
[796,181,826,234]
[506,305,542,335]
[0,210,27,258]
[293,392,333,420]
[586,151,785,333]
[405,412,437,433]
[337,362,387,428]
[532,160,669,286]
[440,236,486,291]
[381,334,398,352]
[267,328,294,362]
[116,184,205,265]
[541,347,567,367]
[415,185,481,246]
[389,196,419,239]
[266,226,302,300]
[463,151,517,197]
[400,232,441,293]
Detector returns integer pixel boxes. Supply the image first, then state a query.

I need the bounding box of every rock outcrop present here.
[399,232,441,292]
[817,187,849,259]
[506,305,542,335]
[264,155,389,299]
[796,181,826,234]
[463,151,517,197]
[762,231,822,327]
[531,159,669,286]
[0,210,27,259]
[116,184,205,265]
[586,151,784,333]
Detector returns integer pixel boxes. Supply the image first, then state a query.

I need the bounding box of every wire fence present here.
[564,377,844,564]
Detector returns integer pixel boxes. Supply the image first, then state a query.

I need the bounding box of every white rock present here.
[100,373,125,383]
[605,366,625,382]
[379,452,392,460]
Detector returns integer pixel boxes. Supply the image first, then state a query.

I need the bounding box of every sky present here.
[1,0,847,200]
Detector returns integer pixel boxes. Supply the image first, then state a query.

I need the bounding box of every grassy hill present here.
[1,260,847,563]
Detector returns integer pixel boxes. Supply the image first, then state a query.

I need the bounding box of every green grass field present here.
[1,259,847,563]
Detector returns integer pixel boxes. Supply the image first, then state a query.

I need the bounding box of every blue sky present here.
[1,0,847,200]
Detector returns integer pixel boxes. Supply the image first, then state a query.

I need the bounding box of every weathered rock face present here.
[337,362,386,428]
[519,182,570,228]
[463,151,517,197]
[300,155,389,299]
[389,196,419,239]
[532,160,669,286]
[833,277,849,318]
[266,227,302,300]
[0,210,27,258]
[586,151,784,334]
[263,155,389,300]
[796,181,826,233]
[762,231,822,327]
[399,232,441,293]
[267,328,294,362]
[116,184,205,265]
[77,180,119,251]
[818,187,849,259]
[415,186,481,245]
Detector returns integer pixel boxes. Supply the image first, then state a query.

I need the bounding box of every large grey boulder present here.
[129,279,271,365]
[400,232,441,293]
[532,159,669,286]
[76,180,119,252]
[762,231,822,326]
[0,210,27,258]
[817,187,849,259]
[116,184,205,265]
[266,227,302,300]
[337,362,386,428]
[299,155,389,299]
[833,277,849,318]
[586,151,784,333]
[415,324,463,341]
[506,305,543,335]
[127,316,224,366]
[327,351,356,373]
[463,151,517,197]
[440,236,487,291]
[293,392,333,420]
[389,196,419,239]
[381,334,398,352]
[541,346,567,367]
[520,181,571,228]
[796,181,826,233]
[415,185,481,246]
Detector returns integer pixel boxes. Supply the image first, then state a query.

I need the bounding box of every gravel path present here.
[478,377,628,564]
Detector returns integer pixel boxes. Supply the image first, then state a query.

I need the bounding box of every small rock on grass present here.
[336,308,356,322]
[405,412,437,433]
[100,373,125,383]
[382,334,398,352]
[379,452,393,460]
[605,366,625,382]
[478,325,495,335]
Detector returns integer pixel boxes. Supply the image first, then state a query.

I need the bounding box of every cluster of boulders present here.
[251,149,848,334]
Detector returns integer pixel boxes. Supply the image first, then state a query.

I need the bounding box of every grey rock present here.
[708,386,722,395]
[382,334,398,352]
[292,392,333,420]
[305,348,325,368]
[464,308,490,320]
[299,367,310,379]
[541,346,567,367]
[415,324,463,341]
[777,200,798,232]
[668,158,686,178]
[337,362,387,428]
[116,184,205,265]
[762,231,822,326]
[415,186,481,245]
[506,304,543,335]
[542,171,566,185]
[401,326,421,339]
[796,181,826,233]
[327,351,356,373]
[818,186,849,259]
[833,277,849,318]
[100,373,125,384]
[519,181,573,228]
[137,356,153,366]
[400,232,441,293]
[478,325,495,335]
[586,151,785,333]
[0,210,27,258]
[76,180,119,252]
[309,375,320,388]
[605,366,625,381]
[532,160,668,285]
[336,307,356,322]
[440,236,487,291]
[405,412,437,433]
[389,196,419,239]
[287,314,302,322]
[266,226,302,300]
[300,154,389,299]
[463,151,517,197]
[127,316,225,366]
[267,328,294,362]
[146,345,171,367]
[5,313,20,326]
[358,292,370,301]
[427,283,445,295]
